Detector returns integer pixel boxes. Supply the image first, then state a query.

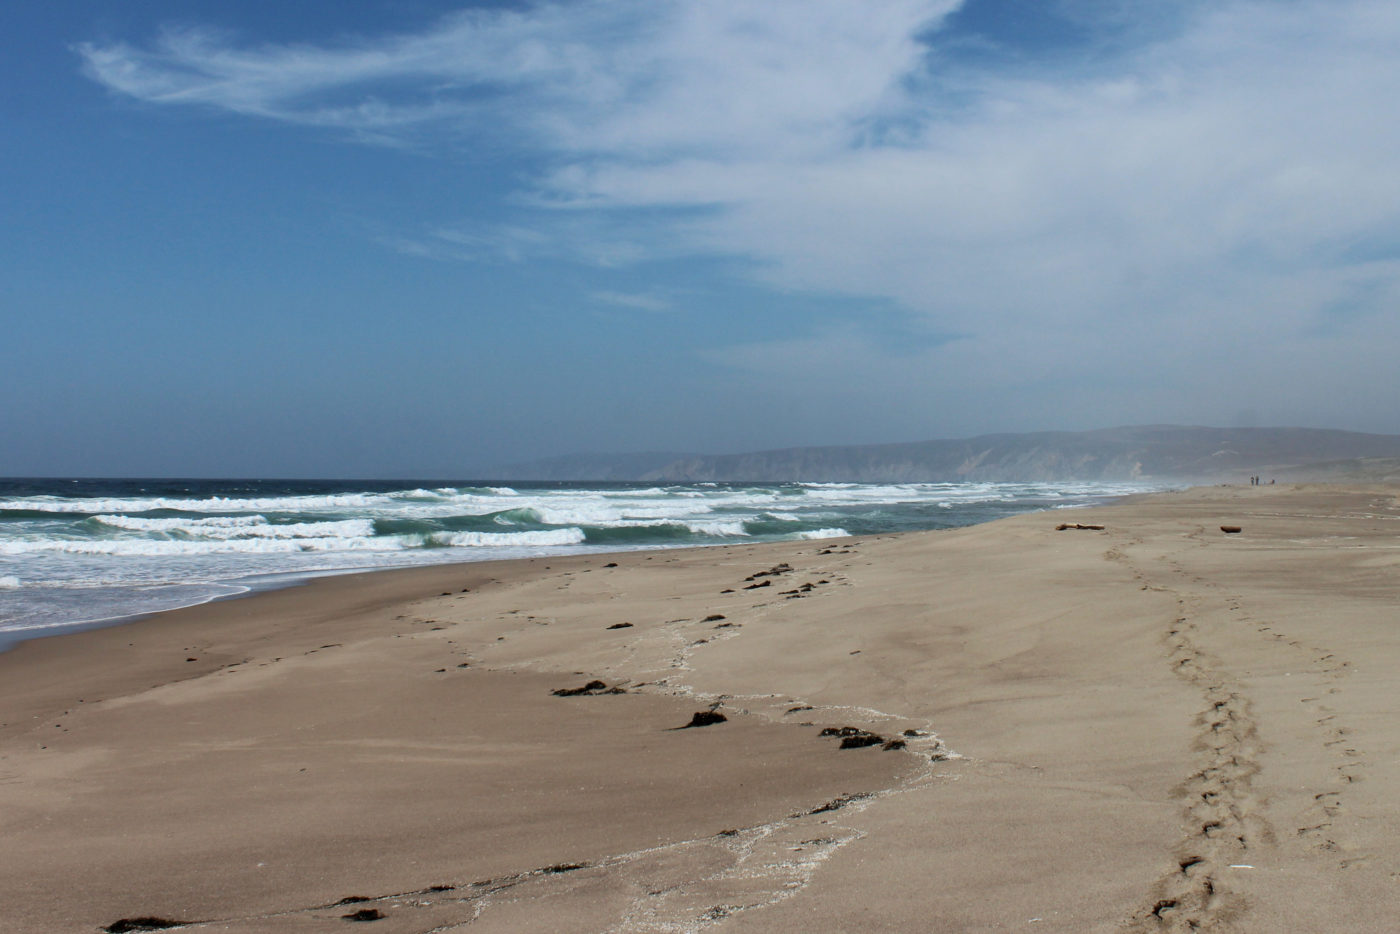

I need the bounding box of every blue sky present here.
[6,0,1400,477]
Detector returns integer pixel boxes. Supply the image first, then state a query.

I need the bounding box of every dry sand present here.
[2,483,1398,932]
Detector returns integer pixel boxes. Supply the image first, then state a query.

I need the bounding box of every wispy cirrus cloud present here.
[377,209,693,268]
[77,1,948,154]
[78,0,1400,431]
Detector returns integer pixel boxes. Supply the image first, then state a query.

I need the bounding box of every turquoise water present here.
[0,477,1157,637]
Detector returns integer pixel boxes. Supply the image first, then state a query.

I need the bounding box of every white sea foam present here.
[0,536,390,556]
[2,493,394,514]
[0,524,597,556]
[93,515,376,540]
[797,528,850,540]
[684,520,748,536]
[524,500,715,527]
[0,576,20,589]
[94,514,267,530]
[437,528,586,547]
[2,488,533,517]
[400,488,449,500]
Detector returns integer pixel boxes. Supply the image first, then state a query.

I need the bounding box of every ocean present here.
[0,477,1157,641]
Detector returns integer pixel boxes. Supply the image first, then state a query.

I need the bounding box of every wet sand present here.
[2,483,1399,932]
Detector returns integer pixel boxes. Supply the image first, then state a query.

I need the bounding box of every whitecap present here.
[436,528,586,547]
[0,536,394,556]
[684,520,749,536]
[797,528,850,540]
[93,515,377,540]
[94,514,267,531]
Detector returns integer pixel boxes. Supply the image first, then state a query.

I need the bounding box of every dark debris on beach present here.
[819,725,904,749]
[342,907,385,922]
[104,919,188,933]
[551,680,628,696]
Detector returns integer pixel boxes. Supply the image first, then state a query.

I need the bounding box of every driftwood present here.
[1056,523,1105,531]
[1220,526,1243,534]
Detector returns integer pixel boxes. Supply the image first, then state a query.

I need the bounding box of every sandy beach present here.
[2,483,1398,932]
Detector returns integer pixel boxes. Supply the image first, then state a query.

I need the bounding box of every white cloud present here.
[382,214,675,267]
[77,1,951,151]
[79,0,1400,431]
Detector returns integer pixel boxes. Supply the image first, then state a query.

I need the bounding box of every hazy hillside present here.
[489,427,1400,483]
[1274,457,1400,483]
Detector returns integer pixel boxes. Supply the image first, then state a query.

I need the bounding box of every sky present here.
[5,0,1400,477]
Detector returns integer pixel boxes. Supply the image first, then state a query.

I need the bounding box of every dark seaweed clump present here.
[343,907,385,921]
[105,920,186,933]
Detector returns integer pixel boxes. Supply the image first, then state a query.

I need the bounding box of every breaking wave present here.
[0,477,1156,634]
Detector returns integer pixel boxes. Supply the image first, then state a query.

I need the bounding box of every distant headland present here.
[488,425,1400,483]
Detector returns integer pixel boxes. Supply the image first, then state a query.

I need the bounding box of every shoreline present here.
[0,485,1145,653]
[0,543,729,655]
[3,483,1398,931]
[0,478,1153,651]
